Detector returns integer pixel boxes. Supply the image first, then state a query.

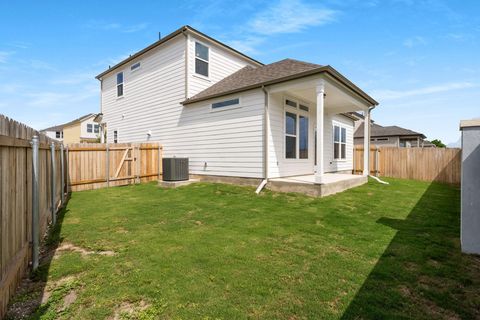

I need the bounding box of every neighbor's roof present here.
[182,59,378,106]
[41,113,96,131]
[95,25,263,79]
[355,122,426,139]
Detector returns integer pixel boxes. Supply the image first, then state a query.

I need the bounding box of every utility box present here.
[460,120,480,254]
[162,158,189,181]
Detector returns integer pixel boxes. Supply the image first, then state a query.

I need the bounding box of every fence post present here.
[60,144,65,205]
[158,145,162,180]
[31,136,40,271]
[66,146,70,193]
[50,141,56,225]
[375,147,380,177]
[106,143,110,187]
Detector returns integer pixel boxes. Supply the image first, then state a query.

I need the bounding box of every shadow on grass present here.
[341,180,480,319]
[5,204,69,320]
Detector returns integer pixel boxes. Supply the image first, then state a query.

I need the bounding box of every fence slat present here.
[353,146,461,184]
[0,115,65,318]
[66,142,162,191]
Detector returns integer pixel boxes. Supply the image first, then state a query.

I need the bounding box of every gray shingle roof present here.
[41,113,96,132]
[184,59,323,103]
[355,122,426,139]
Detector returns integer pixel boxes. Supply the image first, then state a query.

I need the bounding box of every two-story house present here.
[96,26,378,185]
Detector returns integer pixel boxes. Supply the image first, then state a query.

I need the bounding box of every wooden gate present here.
[67,143,162,191]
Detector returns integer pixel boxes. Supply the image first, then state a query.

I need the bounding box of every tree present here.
[431,139,446,148]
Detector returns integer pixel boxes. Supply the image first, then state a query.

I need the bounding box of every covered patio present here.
[267,173,368,197]
[263,64,378,196]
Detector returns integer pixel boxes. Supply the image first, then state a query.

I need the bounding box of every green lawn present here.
[8,178,480,319]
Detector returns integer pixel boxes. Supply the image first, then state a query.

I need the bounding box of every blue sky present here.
[1,0,479,145]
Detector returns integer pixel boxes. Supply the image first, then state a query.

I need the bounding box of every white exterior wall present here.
[79,116,99,140]
[187,34,257,97]
[100,33,264,178]
[170,90,264,178]
[43,130,62,141]
[268,94,354,178]
[268,94,315,178]
[101,35,186,144]
[324,113,354,172]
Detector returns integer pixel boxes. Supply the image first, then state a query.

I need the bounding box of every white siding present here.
[166,90,265,178]
[268,94,315,178]
[79,116,100,140]
[187,35,256,97]
[324,114,354,172]
[100,34,265,178]
[268,94,354,178]
[101,35,186,143]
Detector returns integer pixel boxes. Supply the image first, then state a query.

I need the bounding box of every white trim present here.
[332,123,347,161]
[283,96,311,160]
[194,40,210,78]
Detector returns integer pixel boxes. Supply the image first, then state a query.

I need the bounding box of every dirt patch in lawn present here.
[55,242,116,257]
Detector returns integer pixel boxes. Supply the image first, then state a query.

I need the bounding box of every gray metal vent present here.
[162,158,189,181]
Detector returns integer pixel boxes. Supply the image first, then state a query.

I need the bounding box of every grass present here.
[8,178,480,319]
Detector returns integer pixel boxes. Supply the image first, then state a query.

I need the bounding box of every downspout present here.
[366,105,389,185]
[255,85,269,194]
[182,29,189,99]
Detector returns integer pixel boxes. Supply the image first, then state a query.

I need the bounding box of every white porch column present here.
[315,81,325,184]
[363,108,371,176]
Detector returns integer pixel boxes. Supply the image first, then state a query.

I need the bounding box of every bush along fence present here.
[354,146,462,185]
[0,115,66,318]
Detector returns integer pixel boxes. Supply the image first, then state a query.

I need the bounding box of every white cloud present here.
[228,37,265,55]
[0,51,14,63]
[372,82,478,100]
[123,23,149,33]
[226,0,338,54]
[403,36,427,48]
[445,33,474,42]
[249,0,337,35]
[84,20,148,33]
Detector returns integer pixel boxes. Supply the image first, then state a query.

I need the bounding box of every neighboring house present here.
[42,113,100,144]
[96,25,378,182]
[351,112,433,148]
[41,124,64,141]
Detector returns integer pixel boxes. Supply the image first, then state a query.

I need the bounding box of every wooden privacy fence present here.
[67,143,162,191]
[354,146,462,184]
[0,115,66,317]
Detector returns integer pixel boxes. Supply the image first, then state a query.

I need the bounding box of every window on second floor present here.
[195,42,209,77]
[117,72,124,97]
[55,131,61,138]
[94,124,99,133]
[87,124,93,133]
[113,130,118,143]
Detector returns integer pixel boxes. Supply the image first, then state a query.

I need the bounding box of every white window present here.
[299,115,308,159]
[113,130,118,143]
[94,124,99,133]
[333,125,347,160]
[55,131,61,138]
[285,111,297,159]
[195,42,209,77]
[211,98,239,110]
[284,98,309,159]
[87,124,93,133]
[116,72,124,97]
[130,62,141,71]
